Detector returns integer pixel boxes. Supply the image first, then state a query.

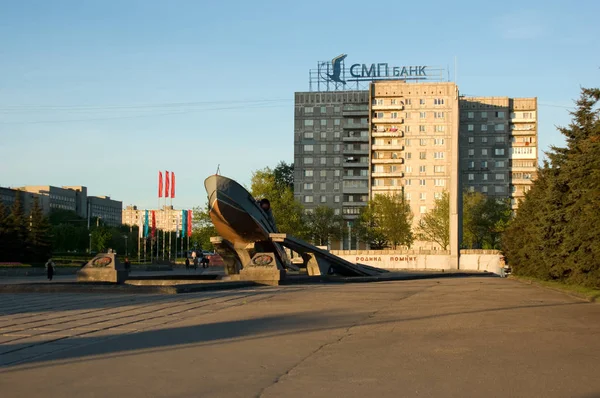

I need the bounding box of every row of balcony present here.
[371,104,405,111]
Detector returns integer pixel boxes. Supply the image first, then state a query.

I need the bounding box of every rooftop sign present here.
[309,54,444,92]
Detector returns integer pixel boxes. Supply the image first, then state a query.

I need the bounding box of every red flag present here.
[187,210,192,237]
[165,170,170,198]
[151,210,156,238]
[158,171,163,198]
[171,171,175,198]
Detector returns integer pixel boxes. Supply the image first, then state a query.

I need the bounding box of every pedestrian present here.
[124,257,131,271]
[193,256,198,270]
[185,257,190,270]
[45,258,55,281]
[201,256,210,269]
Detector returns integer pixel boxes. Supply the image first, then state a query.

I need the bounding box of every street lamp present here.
[124,235,128,257]
[89,233,92,254]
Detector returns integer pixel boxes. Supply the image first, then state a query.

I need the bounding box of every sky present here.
[1,0,598,210]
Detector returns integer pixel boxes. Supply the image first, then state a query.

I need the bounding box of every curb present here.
[508,277,599,303]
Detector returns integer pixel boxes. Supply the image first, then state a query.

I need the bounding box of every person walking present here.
[193,256,198,270]
[45,258,55,281]
[185,257,190,270]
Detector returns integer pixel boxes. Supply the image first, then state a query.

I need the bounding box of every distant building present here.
[0,185,123,226]
[122,205,183,232]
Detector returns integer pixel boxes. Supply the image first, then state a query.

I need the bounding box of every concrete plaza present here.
[1,277,599,397]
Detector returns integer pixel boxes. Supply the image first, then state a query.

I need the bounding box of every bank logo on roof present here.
[327,54,347,84]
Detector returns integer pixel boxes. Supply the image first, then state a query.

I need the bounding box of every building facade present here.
[294,60,538,250]
[122,205,184,232]
[1,185,123,226]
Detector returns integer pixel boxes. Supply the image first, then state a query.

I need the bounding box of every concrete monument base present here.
[239,252,285,286]
[77,252,128,284]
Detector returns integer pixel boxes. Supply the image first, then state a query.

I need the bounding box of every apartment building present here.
[122,205,184,232]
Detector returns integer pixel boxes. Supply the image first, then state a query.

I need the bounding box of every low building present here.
[88,196,122,227]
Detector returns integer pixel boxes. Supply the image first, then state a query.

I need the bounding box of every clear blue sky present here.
[1,0,598,210]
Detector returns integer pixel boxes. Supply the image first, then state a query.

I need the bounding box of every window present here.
[434,138,445,145]
[482,149,488,156]
[495,136,505,143]
[405,165,413,173]
[334,195,340,203]
[334,209,340,215]
[468,174,475,181]
[468,186,475,193]
[334,144,340,152]
[483,173,488,180]
[420,99,425,105]
[495,148,505,156]
[434,179,445,187]
[320,157,326,165]
[482,186,488,193]
[304,196,313,203]
[304,132,313,139]
[304,120,314,126]
[434,192,442,200]
[435,125,445,132]
[468,149,475,156]
[419,179,426,186]
[320,119,327,127]
[334,106,340,113]
[419,165,426,173]
[303,183,313,190]
[419,152,426,159]
[481,160,488,168]
[434,152,445,159]
[405,139,411,146]
[420,138,427,146]
[405,193,411,200]
[405,179,412,186]
[334,119,341,126]
[420,112,426,119]
[320,170,327,177]
[481,111,487,118]
[468,112,474,119]
[420,192,427,201]
[481,136,488,143]
[496,173,505,180]
[391,112,398,119]
[391,99,397,105]
[419,125,426,132]
[405,112,411,119]
[334,182,340,190]
[320,182,326,191]
[320,106,326,113]
[420,206,427,214]
[495,186,505,193]
[434,165,445,173]
[468,137,474,143]
[334,170,340,177]
[320,196,327,203]
[334,157,341,165]
[434,112,444,118]
[304,144,313,152]
[304,169,313,177]
[468,160,475,168]
[495,160,505,168]
[434,98,445,105]
[320,144,326,152]
[405,99,412,105]
[495,124,505,131]
[304,157,313,164]
[468,124,474,131]
[481,124,488,131]
[305,107,314,114]
[496,111,505,118]
[321,132,327,140]
[376,112,384,119]
[406,152,412,159]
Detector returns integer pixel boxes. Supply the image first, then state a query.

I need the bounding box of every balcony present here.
[372,144,404,151]
[343,123,369,130]
[343,149,369,155]
[343,135,369,142]
[372,104,404,111]
[343,162,369,168]
[372,158,402,164]
[372,131,404,138]
[511,178,534,185]
[343,201,368,207]
[373,117,404,124]
[511,117,536,123]
[371,185,403,192]
[371,171,404,178]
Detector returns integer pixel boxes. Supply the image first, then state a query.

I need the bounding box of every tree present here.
[273,161,294,191]
[251,166,307,238]
[416,191,450,250]
[356,194,413,249]
[6,191,29,261]
[503,87,600,287]
[0,202,10,261]
[305,205,344,246]
[28,197,52,262]
[91,227,112,253]
[191,205,217,250]
[462,191,511,249]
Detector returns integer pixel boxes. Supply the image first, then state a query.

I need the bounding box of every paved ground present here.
[1,277,599,398]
